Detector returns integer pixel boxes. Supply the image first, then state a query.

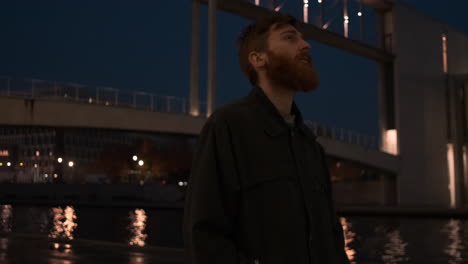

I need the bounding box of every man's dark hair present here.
[237,14,299,85]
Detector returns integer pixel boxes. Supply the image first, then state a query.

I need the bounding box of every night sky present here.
[0,0,467,139]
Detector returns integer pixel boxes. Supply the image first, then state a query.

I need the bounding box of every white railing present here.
[0,76,207,116]
[304,120,378,150]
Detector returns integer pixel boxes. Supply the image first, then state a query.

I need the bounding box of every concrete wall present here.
[318,137,399,174]
[0,97,206,136]
[447,29,468,75]
[393,3,450,206]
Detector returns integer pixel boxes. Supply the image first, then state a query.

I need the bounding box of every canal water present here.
[0,205,467,263]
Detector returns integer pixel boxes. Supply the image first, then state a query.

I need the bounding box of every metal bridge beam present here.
[199,0,394,63]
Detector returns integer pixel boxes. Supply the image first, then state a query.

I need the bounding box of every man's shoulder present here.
[208,95,253,125]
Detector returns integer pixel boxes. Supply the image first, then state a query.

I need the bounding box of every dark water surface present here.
[0,205,467,263]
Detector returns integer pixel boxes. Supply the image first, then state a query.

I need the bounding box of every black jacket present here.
[183,85,349,264]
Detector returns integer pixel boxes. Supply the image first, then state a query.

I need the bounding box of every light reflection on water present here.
[382,229,409,264]
[0,205,12,233]
[129,252,146,264]
[49,206,78,240]
[442,219,465,264]
[0,238,8,263]
[2,204,468,263]
[128,209,148,247]
[340,217,357,263]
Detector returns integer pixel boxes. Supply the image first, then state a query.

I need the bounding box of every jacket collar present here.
[247,85,317,141]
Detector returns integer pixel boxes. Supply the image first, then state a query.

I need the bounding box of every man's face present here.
[263,24,319,92]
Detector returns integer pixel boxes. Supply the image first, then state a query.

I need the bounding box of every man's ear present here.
[248,51,267,69]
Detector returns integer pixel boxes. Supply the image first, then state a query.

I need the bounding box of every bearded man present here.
[183,14,350,264]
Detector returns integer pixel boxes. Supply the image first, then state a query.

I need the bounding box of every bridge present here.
[0,76,398,205]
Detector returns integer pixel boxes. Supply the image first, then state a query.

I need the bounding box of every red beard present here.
[265,50,319,92]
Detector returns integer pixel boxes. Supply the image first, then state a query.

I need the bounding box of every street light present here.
[6,162,11,167]
[58,157,63,163]
[138,160,144,166]
[132,155,138,161]
[68,161,74,168]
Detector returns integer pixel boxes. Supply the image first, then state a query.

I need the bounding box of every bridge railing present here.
[304,120,379,150]
[0,76,378,150]
[0,76,207,117]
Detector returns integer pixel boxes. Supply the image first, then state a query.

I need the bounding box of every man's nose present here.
[300,39,311,51]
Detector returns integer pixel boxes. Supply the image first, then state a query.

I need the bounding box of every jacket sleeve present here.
[317,143,350,264]
[183,116,242,264]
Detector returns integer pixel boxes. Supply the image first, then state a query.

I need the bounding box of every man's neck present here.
[257,79,295,116]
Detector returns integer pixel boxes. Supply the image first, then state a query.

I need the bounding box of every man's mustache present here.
[296,53,312,64]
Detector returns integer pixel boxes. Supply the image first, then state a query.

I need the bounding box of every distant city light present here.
[49,152,53,156]
[184,181,188,186]
[58,157,63,163]
[45,174,48,178]
[303,0,309,23]
[255,0,260,6]
[68,161,74,167]
[442,34,448,73]
[358,11,362,16]
[19,162,24,166]
[162,180,166,184]
[178,181,183,186]
[0,163,3,166]
[132,155,138,161]
[0,150,9,157]
[6,162,11,167]
[344,15,349,20]
[318,0,322,3]
[53,173,58,179]
[88,97,93,103]
[138,160,144,166]
[34,164,38,168]
[36,151,40,157]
